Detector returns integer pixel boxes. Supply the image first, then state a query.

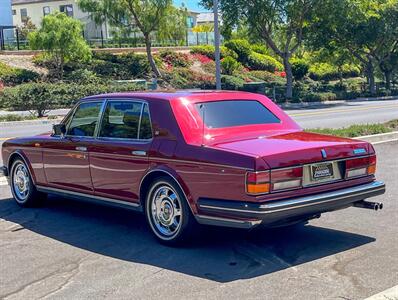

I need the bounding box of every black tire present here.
[10,158,46,207]
[145,177,197,245]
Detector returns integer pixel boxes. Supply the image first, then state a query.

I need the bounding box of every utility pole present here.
[213,0,221,90]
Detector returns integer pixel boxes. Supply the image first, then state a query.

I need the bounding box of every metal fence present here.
[0,27,218,51]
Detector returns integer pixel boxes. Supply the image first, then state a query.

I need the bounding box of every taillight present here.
[271,166,303,191]
[246,171,270,194]
[345,155,376,178]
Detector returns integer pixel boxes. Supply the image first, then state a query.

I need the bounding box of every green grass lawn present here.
[308,119,398,138]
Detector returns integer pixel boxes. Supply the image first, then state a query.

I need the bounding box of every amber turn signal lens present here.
[367,164,376,175]
[247,183,270,194]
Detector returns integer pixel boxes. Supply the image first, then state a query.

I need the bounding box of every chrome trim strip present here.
[199,181,385,215]
[195,214,262,228]
[148,157,251,171]
[36,185,140,208]
[196,214,262,225]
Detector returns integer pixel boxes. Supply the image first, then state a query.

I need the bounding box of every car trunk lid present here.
[212,131,370,169]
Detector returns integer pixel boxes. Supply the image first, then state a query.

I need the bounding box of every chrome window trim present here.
[59,100,105,139]
[96,98,154,142]
[36,185,141,208]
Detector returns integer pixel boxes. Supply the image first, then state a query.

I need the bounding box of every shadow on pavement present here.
[0,195,375,283]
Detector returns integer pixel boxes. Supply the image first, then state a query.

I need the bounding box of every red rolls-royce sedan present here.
[1,91,386,244]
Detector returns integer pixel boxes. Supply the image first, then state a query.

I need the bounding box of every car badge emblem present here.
[321,149,327,159]
[353,148,366,155]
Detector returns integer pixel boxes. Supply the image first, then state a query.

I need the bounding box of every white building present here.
[11,0,109,39]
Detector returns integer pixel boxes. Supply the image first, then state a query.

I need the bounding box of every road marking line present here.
[372,138,398,145]
[0,137,14,141]
[289,104,398,117]
[364,285,398,300]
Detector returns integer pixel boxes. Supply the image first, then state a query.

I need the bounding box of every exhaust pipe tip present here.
[353,201,383,211]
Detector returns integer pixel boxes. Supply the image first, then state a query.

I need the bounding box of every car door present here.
[42,100,104,193]
[89,99,153,204]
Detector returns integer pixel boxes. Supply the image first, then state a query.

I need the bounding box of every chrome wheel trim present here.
[12,163,30,203]
[149,184,183,238]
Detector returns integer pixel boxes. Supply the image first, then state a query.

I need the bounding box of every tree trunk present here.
[144,35,161,78]
[385,71,391,90]
[283,56,293,100]
[366,60,376,95]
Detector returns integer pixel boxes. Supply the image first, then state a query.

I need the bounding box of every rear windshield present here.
[195,100,280,129]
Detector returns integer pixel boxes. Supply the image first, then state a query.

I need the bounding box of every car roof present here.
[82,90,258,102]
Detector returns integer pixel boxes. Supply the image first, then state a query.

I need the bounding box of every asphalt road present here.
[0,141,397,300]
[286,99,398,128]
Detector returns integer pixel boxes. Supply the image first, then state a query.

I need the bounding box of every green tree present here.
[202,0,318,99]
[157,6,188,45]
[28,12,91,80]
[308,0,398,95]
[78,0,173,77]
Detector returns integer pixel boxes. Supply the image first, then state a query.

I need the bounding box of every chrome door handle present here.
[76,146,87,152]
[132,150,147,156]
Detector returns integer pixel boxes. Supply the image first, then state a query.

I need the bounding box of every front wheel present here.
[10,159,46,207]
[145,177,196,245]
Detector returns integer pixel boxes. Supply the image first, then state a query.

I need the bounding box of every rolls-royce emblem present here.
[321,149,327,159]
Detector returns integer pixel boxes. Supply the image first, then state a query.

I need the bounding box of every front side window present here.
[67,102,102,137]
[20,8,28,22]
[60,4,73,17]
[195,100,280,129]
[99,101,152,140]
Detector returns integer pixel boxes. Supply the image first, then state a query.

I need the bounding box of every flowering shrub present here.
[275,71,286,77]
[191,53,213,64]
[159,50,192,68]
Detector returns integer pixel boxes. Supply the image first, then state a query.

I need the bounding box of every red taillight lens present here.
[345,155,376,178]
[271,166,303,191]
[246,171,270,194]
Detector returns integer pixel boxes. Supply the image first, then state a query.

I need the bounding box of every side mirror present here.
[53,124,66,136]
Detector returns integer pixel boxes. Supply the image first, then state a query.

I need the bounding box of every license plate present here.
[311,163,334,180]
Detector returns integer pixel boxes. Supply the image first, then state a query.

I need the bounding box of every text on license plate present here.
[311,163,334,180]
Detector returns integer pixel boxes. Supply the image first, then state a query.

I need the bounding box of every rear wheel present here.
[10,159,46,207]
[145,177,196,245]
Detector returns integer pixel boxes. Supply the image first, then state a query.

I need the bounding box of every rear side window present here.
[195,100,280,128]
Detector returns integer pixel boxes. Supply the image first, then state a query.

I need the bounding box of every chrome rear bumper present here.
[195,181,386,229]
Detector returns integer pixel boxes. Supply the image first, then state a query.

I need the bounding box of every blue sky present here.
[173,0,209,12]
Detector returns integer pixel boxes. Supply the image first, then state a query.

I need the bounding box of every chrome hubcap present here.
[151,186,182,237]
[13,163,30,202]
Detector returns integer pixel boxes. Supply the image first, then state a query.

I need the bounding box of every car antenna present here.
[200,103,206,147]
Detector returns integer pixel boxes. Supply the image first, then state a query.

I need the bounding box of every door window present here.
[99,101,152,140]
[67,102,102,137]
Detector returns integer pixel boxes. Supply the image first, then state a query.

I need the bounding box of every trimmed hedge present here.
[247,52,283,72]
[291,58,309,80]
[224,39,252,61]
[0,82,142,116]
[221,56,242,75]
[221,75,245,90]
[0,62,40,86]
[190,45,238,60]
[308,63,360,81]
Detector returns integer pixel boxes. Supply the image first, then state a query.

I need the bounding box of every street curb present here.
[280,97,398,109]
[354,131,398,144]
[0,118,62,127]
